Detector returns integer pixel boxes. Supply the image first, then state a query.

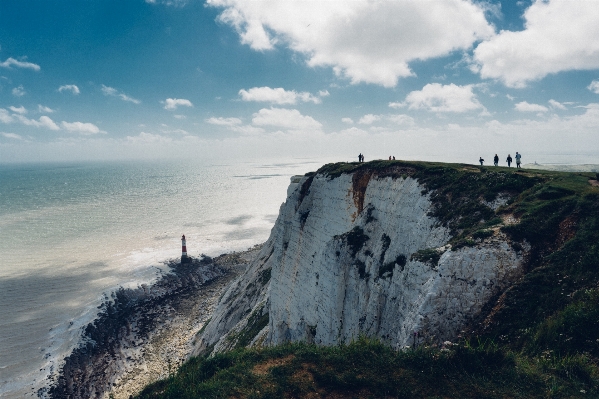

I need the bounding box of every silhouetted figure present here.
[494,154,499,166]
[479,157,484,166]
[358,153,363,163]
[389,156,392,160]
[506,154,512,167]
[515,152,522,168]
[393,156,395,160]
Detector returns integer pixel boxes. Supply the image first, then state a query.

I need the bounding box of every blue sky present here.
[1,0,599,164]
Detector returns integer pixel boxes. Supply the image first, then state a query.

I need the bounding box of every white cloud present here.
[230,124,265,135]
[588,80,599,94]
[61,121,104,135]
[473,1,599,87]
[358,114,381,125]
[515,101,549,112]
[251,108,322,130]
[387,114,415,126]
[318,90,330,97]
[9,106,26,114]
[12,85,25,97]
[126,132,173,144]
[38,105,55,113]
[145,0,188,7]
[239,87,323,104]
[404,83,484,113]
[208,0,494,87]
[0,109,14,123]
[206,117,243,126]
[388,102,405,109]
[173,114,186,119]
[1,132,23,140]
[0,57,41,71]
[548,99,567,110]
[164,98,193,110]
[342,117,354,124]
[161,128,189,135]
[15,115,60,130]
[58,84,80,95]
[38,116,60,130]
[101,85,140,104]
[205,116,265,134]
[506,94,515,101]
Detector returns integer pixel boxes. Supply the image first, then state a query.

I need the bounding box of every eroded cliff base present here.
[46,246,261,399]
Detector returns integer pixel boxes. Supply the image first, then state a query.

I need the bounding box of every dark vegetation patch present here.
[379,233,391,265]
[354,259,369,280]
[450,229,495,250]
[472,229,494,240]
[258,267,271,286]
[298,210,310,227]
[135,338,597,399]
[411,248,443,267]
[535,185,575,200]
[229,304,269,350]
[336,226,370,257]
[451,237,476,250]
[365,204,376,223]
[379,254,406,278]
[297,173,315,207]
[485,216,503,226]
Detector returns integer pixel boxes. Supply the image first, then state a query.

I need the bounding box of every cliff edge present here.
[191,160,599,358]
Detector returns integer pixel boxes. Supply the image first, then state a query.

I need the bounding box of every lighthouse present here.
[181,234,190,263]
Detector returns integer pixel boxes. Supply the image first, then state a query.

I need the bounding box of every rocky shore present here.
[45,245,261,399]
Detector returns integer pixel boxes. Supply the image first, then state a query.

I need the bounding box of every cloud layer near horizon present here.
[2,0,599,165]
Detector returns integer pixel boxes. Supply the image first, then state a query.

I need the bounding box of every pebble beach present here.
[46,246,261,399]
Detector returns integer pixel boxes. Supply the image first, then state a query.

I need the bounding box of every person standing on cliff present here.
[479,157,484,166]
[506,154,512,167]
[515,152,522,168]
[358,153,362,163]
[494,154,499,166]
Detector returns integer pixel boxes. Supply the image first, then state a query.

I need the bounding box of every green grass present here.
[410,248,443,266]
[136,160,599,398]
[135,338,597,399]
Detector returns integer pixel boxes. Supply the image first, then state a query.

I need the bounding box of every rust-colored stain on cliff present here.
[351,170,373,216]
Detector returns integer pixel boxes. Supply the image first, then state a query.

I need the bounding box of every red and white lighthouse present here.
[181,234,190,263]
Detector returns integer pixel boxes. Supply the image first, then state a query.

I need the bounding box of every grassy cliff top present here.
[136,338,596,398]
[137,160,599,398]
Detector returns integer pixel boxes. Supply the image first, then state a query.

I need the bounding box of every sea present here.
[0,157,331,398]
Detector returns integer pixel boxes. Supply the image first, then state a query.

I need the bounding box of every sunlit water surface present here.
[0,158,330,398]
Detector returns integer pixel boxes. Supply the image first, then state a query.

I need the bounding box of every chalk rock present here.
[192,169,525,354]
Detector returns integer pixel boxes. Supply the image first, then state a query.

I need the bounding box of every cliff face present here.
[192,163,528,354]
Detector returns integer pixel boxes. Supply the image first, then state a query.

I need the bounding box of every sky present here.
[1,0,599,164]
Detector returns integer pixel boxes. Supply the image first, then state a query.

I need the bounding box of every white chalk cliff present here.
[192,166,525,356]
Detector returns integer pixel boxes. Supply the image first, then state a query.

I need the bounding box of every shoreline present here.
[44,245,262,399]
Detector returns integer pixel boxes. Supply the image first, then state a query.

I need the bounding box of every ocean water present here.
[0,158,326,398]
